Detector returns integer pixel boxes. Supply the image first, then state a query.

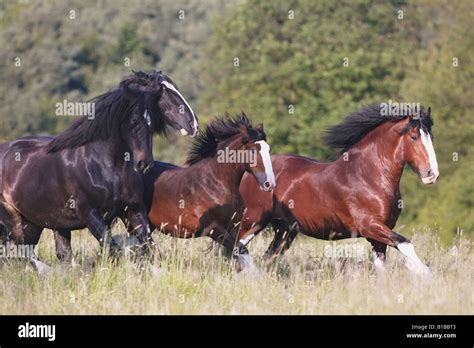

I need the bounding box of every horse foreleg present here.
[207,226,250,271]
[235,220,269,272]
[264,220,298,263]
[124,207,156,258]
[86,210,118,255]
[53,229,73,263]
[359,221,431,277]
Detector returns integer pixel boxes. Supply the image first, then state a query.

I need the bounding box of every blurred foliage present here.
[0,0,229,162]
[198,0,473,242]
[0,0,472,242]
[399,0,474,242]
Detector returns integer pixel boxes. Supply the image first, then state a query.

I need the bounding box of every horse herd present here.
[0,70,439,276]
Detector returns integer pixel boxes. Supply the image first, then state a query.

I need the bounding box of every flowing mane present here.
[323,104,433,154]
[185,113,264,165]
[47,70,176,152]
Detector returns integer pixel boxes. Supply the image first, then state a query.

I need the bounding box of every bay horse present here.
[238,105,439,276]
[0,70,198,269]
[141,114,276,270]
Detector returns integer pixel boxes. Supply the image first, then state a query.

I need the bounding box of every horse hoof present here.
[237,254,260,275]
[408,263,433,278]
[31,259,52,276]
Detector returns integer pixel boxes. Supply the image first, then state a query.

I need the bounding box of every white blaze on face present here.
[256,140,276,187]
[420,129,439,181]
[161,80,198,137]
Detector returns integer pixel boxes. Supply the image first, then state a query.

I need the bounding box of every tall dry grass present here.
[0,226,472,314]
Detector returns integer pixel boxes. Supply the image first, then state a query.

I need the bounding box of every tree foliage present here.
[199,0,473,241]
[0,0,472,241]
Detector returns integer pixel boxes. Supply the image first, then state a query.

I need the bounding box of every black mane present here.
[47,70,175,152]
[185,112,263,165]
[324,104,433,154]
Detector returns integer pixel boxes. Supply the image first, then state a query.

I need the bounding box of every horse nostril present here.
[263,181,272,190]
[427,169,432,177]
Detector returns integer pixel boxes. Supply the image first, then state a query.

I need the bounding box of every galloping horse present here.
[142,114,276,270]
[238,105,439,276]
[0,70,198,268]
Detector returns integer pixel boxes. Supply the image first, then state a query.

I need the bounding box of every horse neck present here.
[90,138,130,169]
[201,138,247,193]
[342,122,406,191]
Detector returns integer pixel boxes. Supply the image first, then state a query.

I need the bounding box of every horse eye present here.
[411,135,418,141]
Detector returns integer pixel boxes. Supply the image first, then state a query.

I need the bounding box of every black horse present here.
[0,70,198,269]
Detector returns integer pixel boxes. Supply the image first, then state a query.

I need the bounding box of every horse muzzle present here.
[180,120,199,138]
[421,170,439,184]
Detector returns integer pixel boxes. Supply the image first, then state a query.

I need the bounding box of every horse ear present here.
[427,106,431,117]
[257,123,264,132]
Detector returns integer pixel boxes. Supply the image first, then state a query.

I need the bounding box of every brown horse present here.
[140,113,275,270]
[238,105,439,276]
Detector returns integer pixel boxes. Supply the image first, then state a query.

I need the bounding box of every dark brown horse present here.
[141,114,275,270]
[0,70,198,270]
[238,105,439,276]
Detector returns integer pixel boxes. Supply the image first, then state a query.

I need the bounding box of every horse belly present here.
[276,198,353,240]
[299,225,354,240]
[149,207,200,238]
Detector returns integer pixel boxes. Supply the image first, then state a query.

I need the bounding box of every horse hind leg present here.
[367,238,387,274]
[23,222,51,275]
[0,204,50,274]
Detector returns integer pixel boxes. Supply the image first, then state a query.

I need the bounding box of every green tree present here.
[400,0,474,241]
[199,0,421,158]
[199,0,473,242]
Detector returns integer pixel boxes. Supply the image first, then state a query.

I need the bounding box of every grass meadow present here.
[0,226,472,315]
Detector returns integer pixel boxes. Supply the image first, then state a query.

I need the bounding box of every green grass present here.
[0,226,472,314]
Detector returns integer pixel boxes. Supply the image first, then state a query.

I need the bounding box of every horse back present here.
[240,154,346,237]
